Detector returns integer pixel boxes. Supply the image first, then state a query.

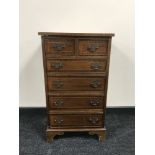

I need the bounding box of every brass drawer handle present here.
[53,80,64,88]
[54,99,64,107]
[87,44,99,52]
[91,63,101,71]
[90,99,100,106]
[51,62,63,70]
[90,80,101,88]
[88,117,99,124]
[54,117,64,125]
[53,44,65,51]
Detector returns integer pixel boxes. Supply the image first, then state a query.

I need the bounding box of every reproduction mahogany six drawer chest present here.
[38,32,115,142]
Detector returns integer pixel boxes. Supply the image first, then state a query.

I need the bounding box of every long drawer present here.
[47,77,106,91]
[49,114,103,127]
[48,96,104,109]
[47,59,107,72]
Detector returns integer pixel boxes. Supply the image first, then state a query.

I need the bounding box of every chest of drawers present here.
[38,32,114,142]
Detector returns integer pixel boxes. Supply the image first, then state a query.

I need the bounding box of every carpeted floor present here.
[19,108,135,155]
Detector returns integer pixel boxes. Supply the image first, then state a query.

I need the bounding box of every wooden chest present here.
[38,32,114,142]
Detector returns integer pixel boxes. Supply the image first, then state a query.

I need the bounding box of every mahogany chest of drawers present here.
[38,32,114,142]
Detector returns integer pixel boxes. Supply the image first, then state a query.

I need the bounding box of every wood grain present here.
[39,32,114,142]
[48,96,104,109]
[44,38,75,56]
[79,39,108,56]
[48,77,106,91]
[47,59,107,72]
[49,114,103,127]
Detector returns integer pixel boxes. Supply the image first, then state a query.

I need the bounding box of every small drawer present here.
[47,59,107,72]
[49,114,103,127]
[48,77,106,91]
[44,38,75,56]
[48,96,104,109]
[79,39,109,56]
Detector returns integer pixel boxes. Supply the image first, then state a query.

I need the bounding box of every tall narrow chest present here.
[38,32,114,142]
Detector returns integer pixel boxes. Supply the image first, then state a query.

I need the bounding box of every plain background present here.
[19,0,134,107]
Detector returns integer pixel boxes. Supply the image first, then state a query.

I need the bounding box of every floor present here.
[19,108,135,155]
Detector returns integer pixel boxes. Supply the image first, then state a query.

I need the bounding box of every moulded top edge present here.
[38,32,115,37]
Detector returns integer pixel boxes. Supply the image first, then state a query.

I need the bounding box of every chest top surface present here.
[38,32,115,37]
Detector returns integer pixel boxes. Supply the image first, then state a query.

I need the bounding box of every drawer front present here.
[47,59,107,72]
[48,96,104,109]
[49,114,103,127]
[44,38,75,56]
[79,39,108,56]
[48,77,106,91]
